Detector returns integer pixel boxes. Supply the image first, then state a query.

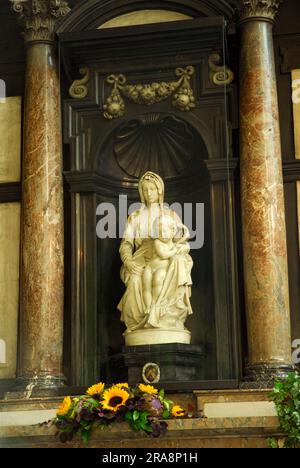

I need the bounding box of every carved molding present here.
[103,66,196,120]
[208,54,234,86]
[204,158,238,182]
[69,67,90,99]
[240,0,282,22]
[11,0,70,43]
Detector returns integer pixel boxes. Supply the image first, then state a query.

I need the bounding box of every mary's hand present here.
[176,243,189,255]
[124,259,144,276]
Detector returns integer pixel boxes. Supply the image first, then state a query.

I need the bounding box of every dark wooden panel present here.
[274,0,300,36]
[0,182,21,203]
[69,192,98,386]
[0,2,25,97]
[283,160,300,182]
[284,182,300,341]
[0,379,15,400]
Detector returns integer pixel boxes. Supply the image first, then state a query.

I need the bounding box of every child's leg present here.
[152,268,167,303]
[142,266,153,310]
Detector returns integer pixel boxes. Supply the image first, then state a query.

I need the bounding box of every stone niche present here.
[59,15,240,388]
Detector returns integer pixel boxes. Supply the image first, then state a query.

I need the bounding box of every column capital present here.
[239,0,282,23]
[11,0,70,44]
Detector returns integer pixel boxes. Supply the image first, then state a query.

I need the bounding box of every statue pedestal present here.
[124,328,191,346]
[119,343,204,385]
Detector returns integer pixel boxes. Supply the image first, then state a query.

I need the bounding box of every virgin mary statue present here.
[118,171,194,345]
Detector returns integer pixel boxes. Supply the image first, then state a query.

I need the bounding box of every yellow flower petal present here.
[171,405,185,417]
[138,383,158,395]
[101,386,129,412]
[115,382,129,389]
[86,382,105,396]
[57,396,72,416]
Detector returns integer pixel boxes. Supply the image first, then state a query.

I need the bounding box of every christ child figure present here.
[142,215,178,314]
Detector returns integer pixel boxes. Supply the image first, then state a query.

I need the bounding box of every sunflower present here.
[115,382,129,389]
[101,386,129,412]
[86,382,105,396]
[138,383,158,395]
[57,396,72,417]
[171,405,185,417]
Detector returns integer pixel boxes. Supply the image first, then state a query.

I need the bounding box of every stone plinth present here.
[194,389,276,418]
[113,343,204,384]
[0,394,282,448]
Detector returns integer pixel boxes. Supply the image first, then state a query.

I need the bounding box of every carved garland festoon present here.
[11,0,70,43]
[240,0,282,21]
[103,66,196,120]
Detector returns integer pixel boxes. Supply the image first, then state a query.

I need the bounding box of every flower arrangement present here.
[55,382,186,443]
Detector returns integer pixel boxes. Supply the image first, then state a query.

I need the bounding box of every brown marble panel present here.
[0,415,281,448]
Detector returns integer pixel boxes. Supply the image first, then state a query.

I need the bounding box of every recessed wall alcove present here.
[58,1,241,388]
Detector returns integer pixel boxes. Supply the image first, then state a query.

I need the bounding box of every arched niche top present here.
[56,0,239,33]
[98,10,192,29]
[94,112,212,188]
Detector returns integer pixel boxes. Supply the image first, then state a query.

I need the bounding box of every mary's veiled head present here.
[138,172,164,206]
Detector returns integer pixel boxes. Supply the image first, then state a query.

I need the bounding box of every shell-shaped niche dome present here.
[113,113,195,178]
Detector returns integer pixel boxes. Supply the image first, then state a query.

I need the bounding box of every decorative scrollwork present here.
[103,66,196,120]
[208,54,234,86]
[69,67,90,99]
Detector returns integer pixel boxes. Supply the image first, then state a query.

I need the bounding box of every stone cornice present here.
[11,0,70,43]
[239,0,282,23]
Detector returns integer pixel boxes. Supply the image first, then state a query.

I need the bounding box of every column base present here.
[5,374,66,400]
[240,363,294,389]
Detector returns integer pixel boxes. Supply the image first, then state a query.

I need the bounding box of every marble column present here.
[12,1,70,392]
[239,0,293,387]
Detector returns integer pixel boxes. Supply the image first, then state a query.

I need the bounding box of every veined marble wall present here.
[292,70,300,253]
[0,203,21,378]
[0,97,21,379]
[0,97,21,183]
[99,10,192,29]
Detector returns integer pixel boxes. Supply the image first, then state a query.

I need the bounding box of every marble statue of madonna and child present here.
[118,171,194,346]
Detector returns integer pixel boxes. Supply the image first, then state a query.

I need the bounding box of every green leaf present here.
[159,389,165,399]
[268,371,300,448]
[124,411,133,422]
[133,410,140,422]
[81,428,90,444]
[89,398,100,408]
[140,412,150,424]
[267,437,278,449]
[163,401,170,412]
[130,421,139,431]
[142,424,153,433]
[162,410,170,419]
